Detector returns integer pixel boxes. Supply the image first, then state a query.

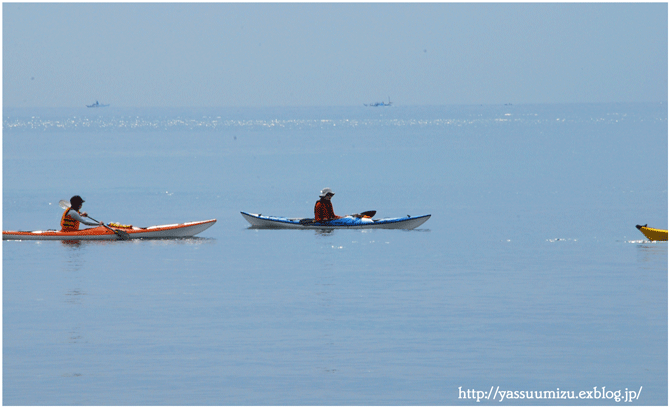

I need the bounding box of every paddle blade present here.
[59,200,71,209]
[112,228,131,240]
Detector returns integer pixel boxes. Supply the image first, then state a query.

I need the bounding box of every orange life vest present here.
[314,199,340,221]
[60,208,80,231]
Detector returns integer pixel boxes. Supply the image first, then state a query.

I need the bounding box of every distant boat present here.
[87,101,109,108]
[365,97,393,107]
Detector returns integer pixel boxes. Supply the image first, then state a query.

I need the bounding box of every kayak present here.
[241,212,430,230]
[635,224,668,241]
[3,219,216,241]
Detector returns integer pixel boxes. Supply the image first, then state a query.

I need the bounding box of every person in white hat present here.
[314,188,342,221]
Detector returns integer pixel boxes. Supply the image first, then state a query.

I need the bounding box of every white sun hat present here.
[319,188,335,197]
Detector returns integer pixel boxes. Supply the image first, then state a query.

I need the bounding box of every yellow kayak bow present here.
[636,224,668,241]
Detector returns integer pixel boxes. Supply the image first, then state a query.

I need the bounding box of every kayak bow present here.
[636,224,668,241]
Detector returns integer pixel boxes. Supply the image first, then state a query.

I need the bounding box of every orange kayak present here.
[3,219,216,241]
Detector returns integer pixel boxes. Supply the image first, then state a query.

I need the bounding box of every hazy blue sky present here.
[3,2,667,107]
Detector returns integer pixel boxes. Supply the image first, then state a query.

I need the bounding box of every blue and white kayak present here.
[241,212,430,230]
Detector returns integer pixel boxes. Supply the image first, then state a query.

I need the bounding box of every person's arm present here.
[68,210,100,226]
[326,201,342,220]
[327,201,341,219]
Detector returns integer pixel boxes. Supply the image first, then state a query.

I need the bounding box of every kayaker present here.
[314,188,342,221]
[60,195,103,231]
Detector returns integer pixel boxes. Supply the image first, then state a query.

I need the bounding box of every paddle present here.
[299,210,376,225]
[84,214,131,240]
[58,200,130,240]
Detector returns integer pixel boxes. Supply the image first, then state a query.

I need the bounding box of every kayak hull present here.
[241,212,430,230]
[3,219,216,241]
[636,225,668,241]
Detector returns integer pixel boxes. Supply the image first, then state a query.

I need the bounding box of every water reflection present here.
[58,236,214,247]
[68,327,83,344]
[61,239,88,377]
[61,240,85,272]
[636,242,668,265]
[64,289,86,305]
[60,239,120,248]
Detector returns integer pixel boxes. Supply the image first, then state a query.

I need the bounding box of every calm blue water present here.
[3,103,667,405]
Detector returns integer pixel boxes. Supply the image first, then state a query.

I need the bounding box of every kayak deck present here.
[3,219,216,240]
[241,212,430,230]
[636,224,668,241]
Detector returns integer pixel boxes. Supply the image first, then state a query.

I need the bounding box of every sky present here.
[2,2,668,108]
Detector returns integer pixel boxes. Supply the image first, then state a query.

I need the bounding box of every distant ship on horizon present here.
[87,101,109,108]
[364,97,392,107]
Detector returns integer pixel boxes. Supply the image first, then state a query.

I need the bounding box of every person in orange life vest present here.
[314,188,342,221]
[60,195,103,232]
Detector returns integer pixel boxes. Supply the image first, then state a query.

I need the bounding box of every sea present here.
[2,103,668,405]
